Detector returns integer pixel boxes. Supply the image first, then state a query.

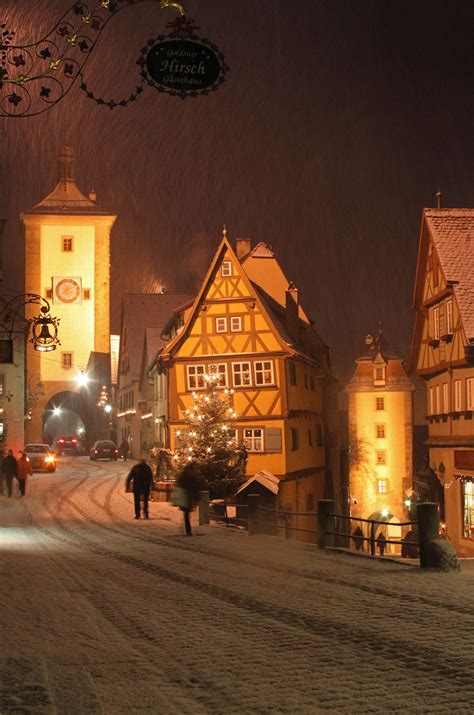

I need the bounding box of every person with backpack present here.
[125,459,153,519]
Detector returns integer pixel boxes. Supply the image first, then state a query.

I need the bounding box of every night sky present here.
[1,0,473,381]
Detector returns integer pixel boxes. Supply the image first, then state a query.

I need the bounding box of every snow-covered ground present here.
[1,458,473,714]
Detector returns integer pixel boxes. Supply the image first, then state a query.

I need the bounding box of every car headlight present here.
[45,456,55,463]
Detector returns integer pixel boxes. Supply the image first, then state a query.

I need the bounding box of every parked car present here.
[90,440,119,461]
[22,444,56,473]
[56,436,83,455]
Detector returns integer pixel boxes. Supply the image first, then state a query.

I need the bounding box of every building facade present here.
[159,234,341,537]
[410,208,474,556]
[21,146,116,444]
[345,329,414,549]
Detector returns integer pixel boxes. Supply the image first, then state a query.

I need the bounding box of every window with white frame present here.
[433,306,440,340]
[376,450,387,465]
[221,261,232,277]
[215,317,227,333]
[230,316,242,332]
[467,378,474,411]
[377,479,388,494]
[208,363,227,388]
[443,382,449,413]
[435,385,441,414]
[376,424,386,439]
[454,380,462,412]
[446,299,453,334]
[232,362,251,387]
[243,428,263,452]
[463,481,474,540]
[186,365,206,390]
[254,360,274,386]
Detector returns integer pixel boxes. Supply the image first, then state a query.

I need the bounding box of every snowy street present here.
[1,459,473,714]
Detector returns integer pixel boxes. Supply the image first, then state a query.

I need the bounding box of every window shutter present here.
[265,427,282,453]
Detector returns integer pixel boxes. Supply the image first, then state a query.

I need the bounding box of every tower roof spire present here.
[58,145,75,183]
[436,187,442,210]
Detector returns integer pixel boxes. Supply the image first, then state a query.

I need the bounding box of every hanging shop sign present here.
[139,19,228,99]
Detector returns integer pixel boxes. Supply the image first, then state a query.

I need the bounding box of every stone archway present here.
[42,391,91,449]
[367,510,402,555]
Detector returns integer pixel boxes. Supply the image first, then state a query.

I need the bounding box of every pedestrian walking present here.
[173,461,203,536]
[2,449,17,498]
[352,525,364,551]
[16,452,33,496]
[125,460,153,519]
[376,532,387,556]
[119,438,130,461]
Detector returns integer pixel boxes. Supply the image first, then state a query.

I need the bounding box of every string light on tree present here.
[172,370,247,497]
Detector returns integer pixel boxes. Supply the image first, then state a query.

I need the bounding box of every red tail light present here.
[72,439,77,443]
[94,450,98,453]
[59,439,64,443]
[115,449,119,453]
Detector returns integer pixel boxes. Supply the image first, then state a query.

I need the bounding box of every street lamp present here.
[0,292,60,352]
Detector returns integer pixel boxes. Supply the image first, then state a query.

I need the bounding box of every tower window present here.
[376,424,386,439]
[83,288,91,300]
[375,397,385,411]
[61,235,74,252]
[377,479,388,494]
[61,352,73,370]
[376,450,387,465]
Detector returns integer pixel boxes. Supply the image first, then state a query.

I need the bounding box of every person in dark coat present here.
[16,452,33,496]
[352,525,364,551]
[2,449,17,498]
[176,461,203,536]
[126,460,153,519]
[119,438,130,461]
[376,532,387,556]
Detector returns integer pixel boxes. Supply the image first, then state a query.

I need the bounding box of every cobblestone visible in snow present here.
[1,458,474,714]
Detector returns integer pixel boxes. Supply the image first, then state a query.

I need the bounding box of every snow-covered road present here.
[1,458,473,714]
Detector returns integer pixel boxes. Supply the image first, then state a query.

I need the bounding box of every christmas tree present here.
[172,372,248,498]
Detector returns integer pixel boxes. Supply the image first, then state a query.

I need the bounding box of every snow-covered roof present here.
[236,469,281,496]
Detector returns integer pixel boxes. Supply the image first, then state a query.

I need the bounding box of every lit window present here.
[254,360,274,386]
[0,374,4,396]
[215,317,227,333]
[377,479,388,494]
[186,365,205,390]
[208,363,227,388]
[376,397,385,411]
[454,380,462,412]
[290,428,299,451]
[221,261,232,277]
[376,424,386,439]
[463,482,474,539]
[433,306,440,340]
[230,316,242,332]
[83,288,91,300]
[443,383,449,413]
[61,352,73,370]
[467,379,474,411]
[376,450,387,465]
[232,362,251,388]
[0,422,3,437]
[61,235,73,252]
[243,428,263,452]
[289,361,297,386]
[446,299,453,334]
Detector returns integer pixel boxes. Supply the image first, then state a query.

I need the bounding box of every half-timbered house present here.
[409,208,474,556]
[159,234,342,537]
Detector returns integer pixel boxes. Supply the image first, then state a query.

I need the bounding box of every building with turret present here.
[21,147,116,444]
[345,328,415,549]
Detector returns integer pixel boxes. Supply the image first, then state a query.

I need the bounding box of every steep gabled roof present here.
[119,293,192,383]
[410,208,474,371]
[160,237,290,360]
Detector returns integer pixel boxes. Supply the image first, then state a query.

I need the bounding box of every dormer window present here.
[221,261,232,277]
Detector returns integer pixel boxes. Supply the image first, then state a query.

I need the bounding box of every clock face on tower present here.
[53,276,82,304]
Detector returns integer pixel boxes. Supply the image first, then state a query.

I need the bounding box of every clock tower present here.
[22,146,116,442]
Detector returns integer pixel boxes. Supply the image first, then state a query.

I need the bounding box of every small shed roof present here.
[236,469,281,496]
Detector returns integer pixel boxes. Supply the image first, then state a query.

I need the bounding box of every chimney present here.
[236,238,252,259]
[285,282,299,343]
